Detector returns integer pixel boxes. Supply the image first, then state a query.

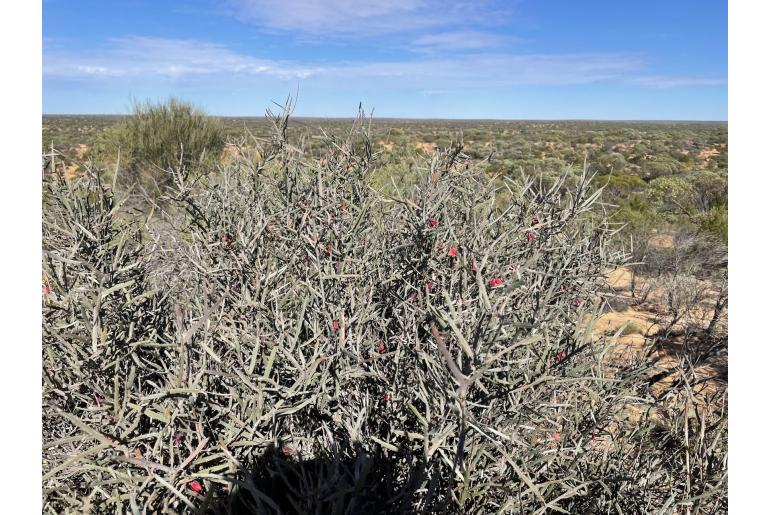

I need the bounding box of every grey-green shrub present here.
[42,106,727,514]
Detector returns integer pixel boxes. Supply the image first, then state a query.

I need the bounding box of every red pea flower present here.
[189,481,203,493]
[332,320,340,331]
[554,351,567,362]
[425,282,433,291]
[427,219,439,228]
[282,446,294,455]
[572,297,583,307]
[383,392,391,402]
[488,277,504,288]
[470,261,477,272]
[174,432,185,445]
[447,247,458,257]
[526,231,537,242]
[551,431,561,443]
[379,342,386,354]
[43,285,51,295]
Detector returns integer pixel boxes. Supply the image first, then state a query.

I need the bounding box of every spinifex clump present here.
[42,105,726,514]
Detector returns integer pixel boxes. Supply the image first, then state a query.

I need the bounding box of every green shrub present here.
[596,173,647,200]
[91,98,224,192]
[699,204,728,243]
[642,157,683,179]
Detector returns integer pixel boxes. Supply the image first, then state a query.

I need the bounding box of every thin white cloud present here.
[412,31,518,52]
[327,53,643,88]
[43,37,321,80]
[226,0,510,37]
[43,36,723,94]
[627,76,726,88]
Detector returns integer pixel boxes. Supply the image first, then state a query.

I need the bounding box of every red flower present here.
[427,219,439,228]
[572,297,583,307]
[551,431,561,443]
[379,342,386,354]
[425,282,433,291]
[447,247,458,257]
[406,293,417,302]
[42,285,51,295]
[526,231,537,242]
[332,320,340,331]
[174,432,185,445]
[488,277,504,288]
[554,351,566,362]
[282,446,294,454]
[470,261,477,272]
[189,481,203,493]
[383,392,391,402]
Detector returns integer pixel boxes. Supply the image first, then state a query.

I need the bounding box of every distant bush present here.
[642,157,683,179]
[42,107,727,514]
[596,152,627,173]
[699,204,728,243]
[596,173,647,199]
[91,98,225,192]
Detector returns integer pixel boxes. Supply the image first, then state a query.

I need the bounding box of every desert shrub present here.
[698,204,728,243]
[42,107,727,513]
[596,152,628,173]
[641,157,683,179]
[42,172,172,508]
[648,176,698,217]
[90,98,225,193]
[686,171,727,213]
[596,173,647,200]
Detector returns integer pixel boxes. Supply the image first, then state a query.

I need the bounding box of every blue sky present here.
[43,0,727,119]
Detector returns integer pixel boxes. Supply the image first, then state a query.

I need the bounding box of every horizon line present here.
[42,113,728,124]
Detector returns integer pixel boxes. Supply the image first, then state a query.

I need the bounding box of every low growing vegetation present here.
[42,102,727,513]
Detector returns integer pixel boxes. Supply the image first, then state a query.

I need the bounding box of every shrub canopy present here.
[42,107,727,514]
[91,98,224,190]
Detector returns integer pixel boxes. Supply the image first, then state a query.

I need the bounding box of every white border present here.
[0,0,42,510]
[729,0,770,512]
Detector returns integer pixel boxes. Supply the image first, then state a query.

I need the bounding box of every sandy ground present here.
[415,142,436,153]
[597,266,727,402]
[220,143,261,164]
